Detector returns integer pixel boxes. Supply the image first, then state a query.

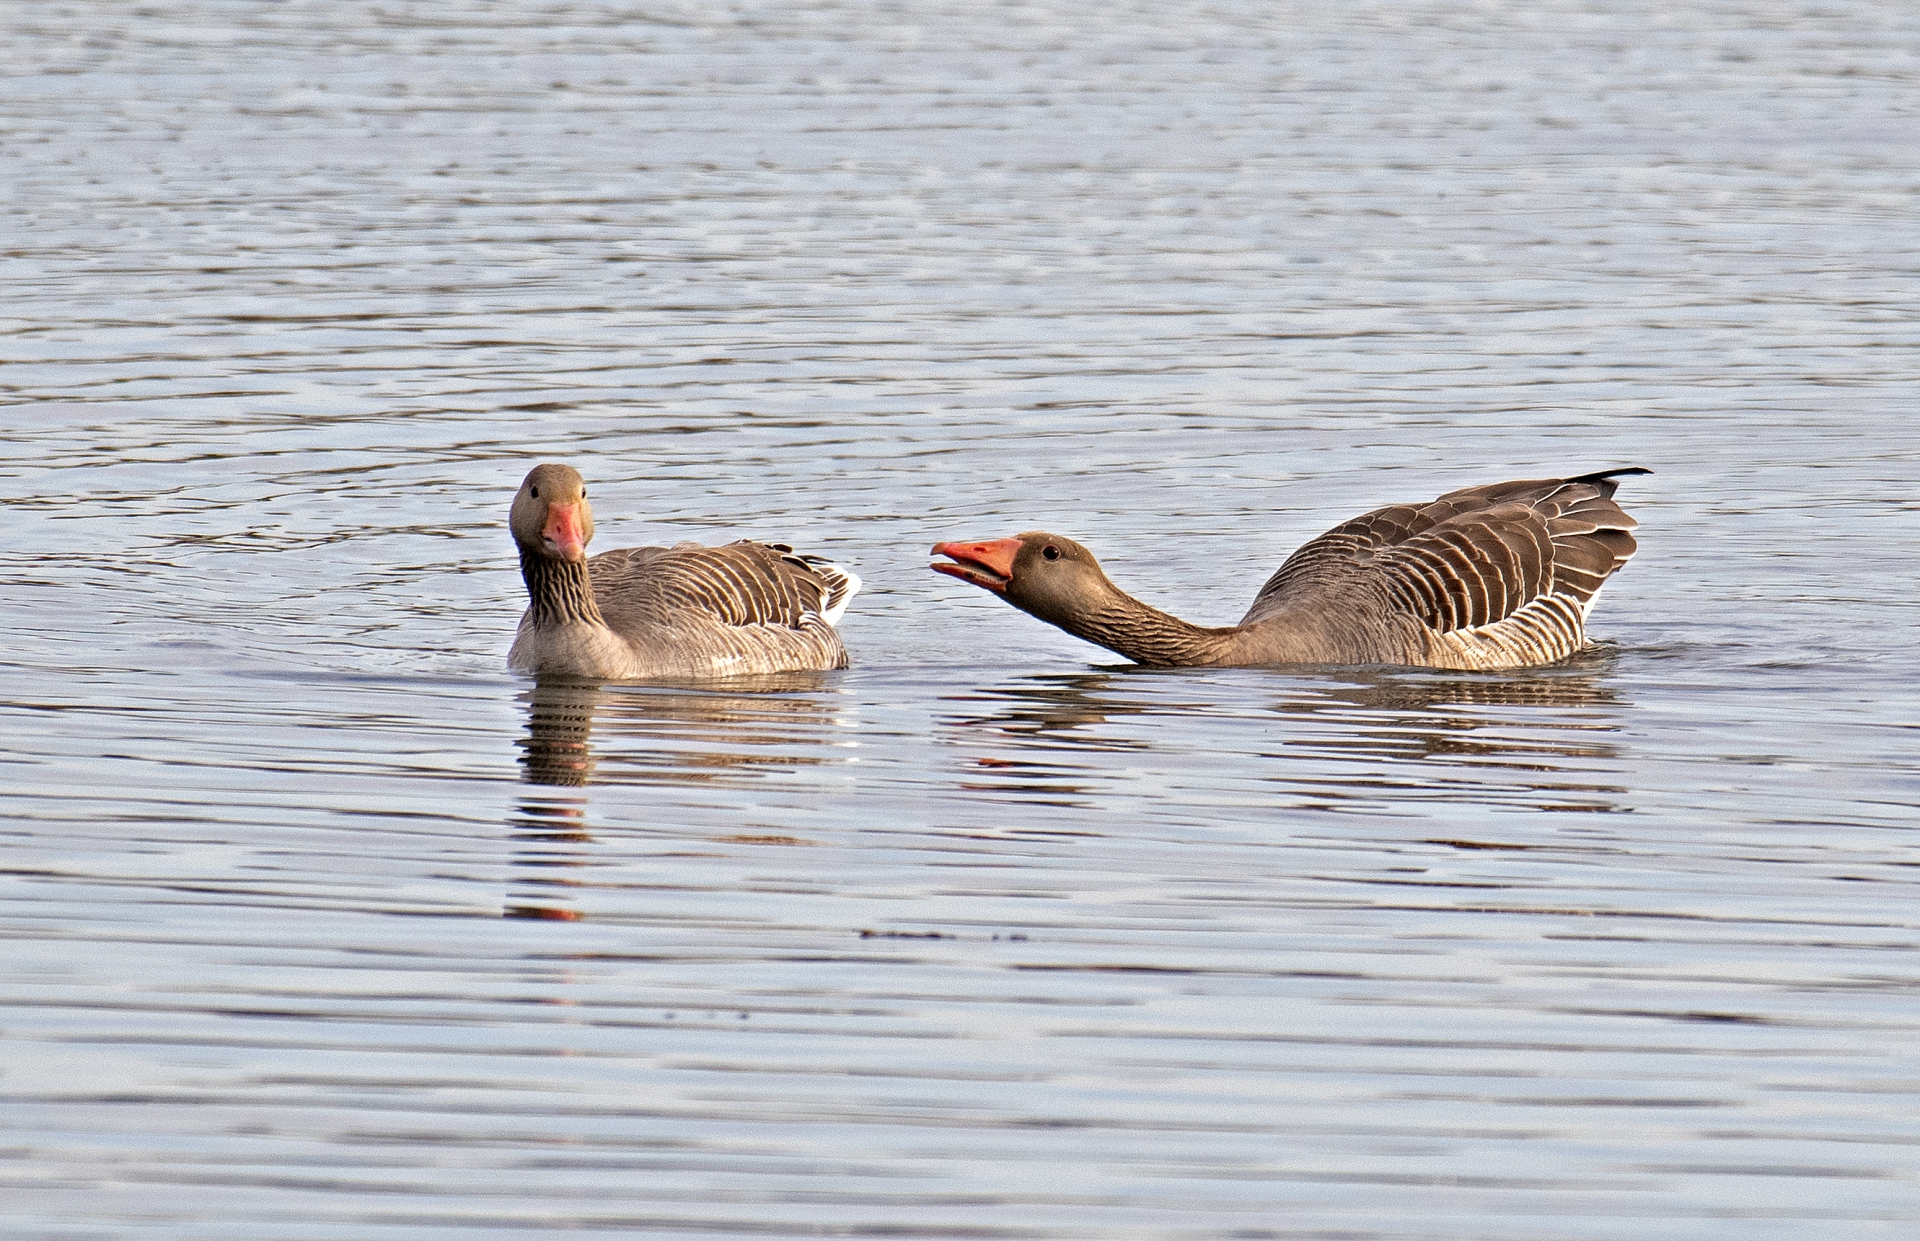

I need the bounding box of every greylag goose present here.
[930,469,1648,671]
[508,463,858,679]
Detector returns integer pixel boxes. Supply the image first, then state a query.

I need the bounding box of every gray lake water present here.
[4,3,1918,1238]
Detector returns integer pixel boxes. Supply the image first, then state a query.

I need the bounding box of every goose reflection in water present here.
[508,683,603,918]
[505,794,593,921]
[942,655,1630,816]
[508,676,850,919]
[1276,656,1628,761]
[517,680,601,787]
[517,674,850,789]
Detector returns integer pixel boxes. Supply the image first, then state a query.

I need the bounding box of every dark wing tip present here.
[1568,466,1652,483]
[1565,467,1651,501]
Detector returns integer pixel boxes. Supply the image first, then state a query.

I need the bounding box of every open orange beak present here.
[543,501,588,562]
[930,538,1021,594]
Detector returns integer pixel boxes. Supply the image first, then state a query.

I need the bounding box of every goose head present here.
[930,532,1117,627]
[511,463,596,563]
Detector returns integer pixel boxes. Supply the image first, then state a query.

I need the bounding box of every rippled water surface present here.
[5,2,1919,1238]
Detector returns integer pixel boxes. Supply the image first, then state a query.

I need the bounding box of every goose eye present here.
[1041,544,1061,561]
[530,485,540,498]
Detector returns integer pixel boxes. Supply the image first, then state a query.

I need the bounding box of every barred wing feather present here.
[1242,470,1644,665]
[590,541,857,632]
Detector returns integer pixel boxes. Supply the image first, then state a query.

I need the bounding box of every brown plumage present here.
[508,463,858,679]
[930,469,1647,670]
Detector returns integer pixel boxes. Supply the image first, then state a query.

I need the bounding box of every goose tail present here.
[802,556,862,626]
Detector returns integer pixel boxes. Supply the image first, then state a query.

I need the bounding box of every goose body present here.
[930,469,1647,671]
[508,463,858,679]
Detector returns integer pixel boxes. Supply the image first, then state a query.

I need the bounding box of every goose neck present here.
[1054,589,1236,668]
[520,548,605,628]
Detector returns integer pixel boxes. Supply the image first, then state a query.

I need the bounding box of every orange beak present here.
[543,501,588,562]
[930,538,1021,594]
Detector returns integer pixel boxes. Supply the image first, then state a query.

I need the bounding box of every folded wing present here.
[1241,469,1644,666]
[590,540,859,633]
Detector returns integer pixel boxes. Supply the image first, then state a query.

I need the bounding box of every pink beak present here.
[930,537,1022,594]
[543,501,588,562]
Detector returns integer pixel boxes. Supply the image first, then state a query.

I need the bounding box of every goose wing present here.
[1241,470,1645,661]
[590,540,860,632]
